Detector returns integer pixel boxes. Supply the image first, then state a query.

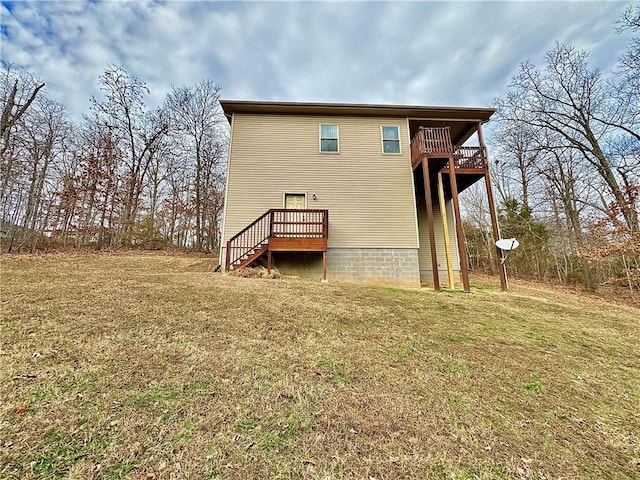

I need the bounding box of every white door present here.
[284,193,306,209]
[284,193,306,236]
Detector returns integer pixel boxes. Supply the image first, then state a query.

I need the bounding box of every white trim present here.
[219,113,235,267]
[282,192,308,208]
[380,125,402,155]
[319,123,340,154]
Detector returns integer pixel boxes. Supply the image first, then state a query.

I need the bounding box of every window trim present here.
[381,125,402,155]
[319,124,340,154]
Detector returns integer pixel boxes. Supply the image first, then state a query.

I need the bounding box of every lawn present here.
[1,253,638,479]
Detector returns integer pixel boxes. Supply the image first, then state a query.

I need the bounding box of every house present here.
[219,101,507,291]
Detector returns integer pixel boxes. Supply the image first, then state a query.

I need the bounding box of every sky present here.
[0,1,634,122]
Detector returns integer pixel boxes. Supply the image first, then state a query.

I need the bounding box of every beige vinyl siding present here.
[222,113,418,248]
[416,199,460,272]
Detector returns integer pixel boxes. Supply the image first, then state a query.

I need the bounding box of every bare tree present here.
[157,152,191,247]
[165,79,226,251]
[491,112,540,209]
[20,97,70,249]
[1,64,45,155]
[615,4,640,98]
[1,63,230,252]
[494,43,639,232]
[90,66,169,245]
[1,66,44,212]
[69,121,125,248]
[1,66,69,251]
[537,144,595,288]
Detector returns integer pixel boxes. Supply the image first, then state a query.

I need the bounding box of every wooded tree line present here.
[466,5,640,291]
[1,65,227,252]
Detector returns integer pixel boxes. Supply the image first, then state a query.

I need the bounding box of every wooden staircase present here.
[235,243,268,270]
[225,209,329,273]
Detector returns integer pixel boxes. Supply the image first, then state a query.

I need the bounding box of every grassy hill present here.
[1,253,638,479]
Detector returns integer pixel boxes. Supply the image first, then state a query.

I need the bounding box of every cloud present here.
[0,0,631,122]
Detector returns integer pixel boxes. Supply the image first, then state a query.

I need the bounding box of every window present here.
[320,124,339,153]
[381,126,401,154]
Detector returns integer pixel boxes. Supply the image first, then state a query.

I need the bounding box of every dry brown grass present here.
[228,266,283,279]
[1,253,638,479]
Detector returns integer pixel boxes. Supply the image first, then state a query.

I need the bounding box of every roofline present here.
[220,100,496,123]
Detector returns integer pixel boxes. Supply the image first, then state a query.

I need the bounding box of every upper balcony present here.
[410,127,488,172]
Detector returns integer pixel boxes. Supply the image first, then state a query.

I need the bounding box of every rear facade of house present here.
[219,101,503,290]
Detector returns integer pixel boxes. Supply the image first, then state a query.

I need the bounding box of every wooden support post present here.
[421,158,440,291]
[478,122,508,291]
[485,173,507,291]
[267,249,272,274]
[225,240,231,271]
[447,156,471,293]
[322,251,327,281]
[437,172,455,289]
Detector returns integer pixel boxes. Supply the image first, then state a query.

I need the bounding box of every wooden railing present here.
[225,210,271,271]
[271,209,328,238]
[225,209,328,270]
[411,127,454,167]
[411,127,487,170]
[451,146,488,170]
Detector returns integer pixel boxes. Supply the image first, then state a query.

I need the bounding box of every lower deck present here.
[225,209,329,278]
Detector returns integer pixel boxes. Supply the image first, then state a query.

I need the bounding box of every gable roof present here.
[220,100,495,145]
[220,100,495,122]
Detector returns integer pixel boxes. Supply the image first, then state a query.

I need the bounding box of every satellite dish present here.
[496,238,520,251]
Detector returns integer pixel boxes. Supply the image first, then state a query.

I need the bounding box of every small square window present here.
[320,124,339,153]
[382,126,401,154]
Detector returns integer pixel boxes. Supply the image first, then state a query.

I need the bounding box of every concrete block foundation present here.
[273,247,421,288]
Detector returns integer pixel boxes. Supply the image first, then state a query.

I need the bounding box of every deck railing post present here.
[269,210,274,237]
[323,210,329,238]
[225,240,231,271]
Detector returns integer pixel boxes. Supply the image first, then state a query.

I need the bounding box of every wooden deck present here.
[409,125,506,293]
[225,209,329,276]
[411,127,488,197]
